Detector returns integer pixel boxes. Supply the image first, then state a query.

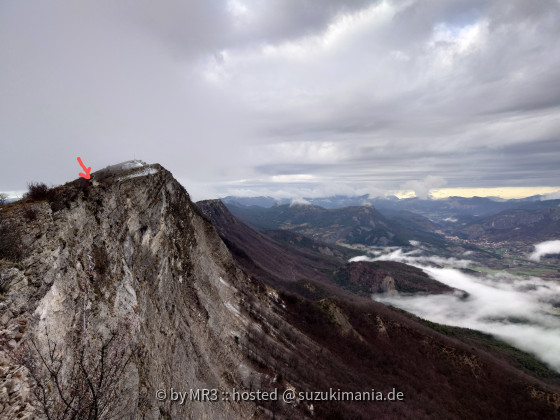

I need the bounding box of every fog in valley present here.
[352,245,560,372]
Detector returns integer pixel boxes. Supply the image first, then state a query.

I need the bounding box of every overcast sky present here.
[1,0,559,200]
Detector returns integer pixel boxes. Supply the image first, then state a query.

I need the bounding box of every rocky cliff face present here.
[0,162,286,419]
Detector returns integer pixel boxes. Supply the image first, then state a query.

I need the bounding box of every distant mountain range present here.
[372,196,560,223]
[457,207,560,243]
[222,195,560,249]
[223,202,412,246]
[222,194,560,219]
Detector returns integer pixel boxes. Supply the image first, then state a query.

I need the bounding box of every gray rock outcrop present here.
[0,162,281,419]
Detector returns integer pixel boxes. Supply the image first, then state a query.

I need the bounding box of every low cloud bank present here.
[355,249,560,372]
[289,198,312,207]
[351,248,472,269]
[541,190,560,200]
[529,240,560,261]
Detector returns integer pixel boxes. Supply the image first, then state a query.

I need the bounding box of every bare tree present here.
[17,253,140,419]
[23,318,137,420]
[0,192,8,206]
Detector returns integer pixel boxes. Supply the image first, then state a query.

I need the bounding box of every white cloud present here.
[259,142,351,165]
[270,174,315,183]
[529,240,560,261]
[289,198,312,207]
[376,267,560,372]
[429,20,488,69]
[356,247,560,372]
[403,176,447,199]
[541,189,560,200]
[227,0,251,19]
[351,248,473,268]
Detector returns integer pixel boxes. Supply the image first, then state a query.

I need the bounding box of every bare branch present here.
[22,280,139,419]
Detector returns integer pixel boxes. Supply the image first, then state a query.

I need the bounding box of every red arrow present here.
[77,157,92,179]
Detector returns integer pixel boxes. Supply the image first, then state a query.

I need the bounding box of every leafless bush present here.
[20,260,140,419]
[0,192,7,206]
[23,318,138,420]
[20,316,139,420]
[24,182,83,213]
[26,183,50,201]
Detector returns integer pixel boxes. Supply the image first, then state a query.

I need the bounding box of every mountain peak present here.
[91,160,160,182]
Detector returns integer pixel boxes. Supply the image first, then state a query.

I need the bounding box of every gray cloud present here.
[1,0,559,200]
[227,0,378,44]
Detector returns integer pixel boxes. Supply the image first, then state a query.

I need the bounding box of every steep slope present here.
[196,200,353,295]
[1,162,559,419]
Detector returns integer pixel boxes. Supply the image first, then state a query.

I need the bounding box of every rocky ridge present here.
[0,162,294,419]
